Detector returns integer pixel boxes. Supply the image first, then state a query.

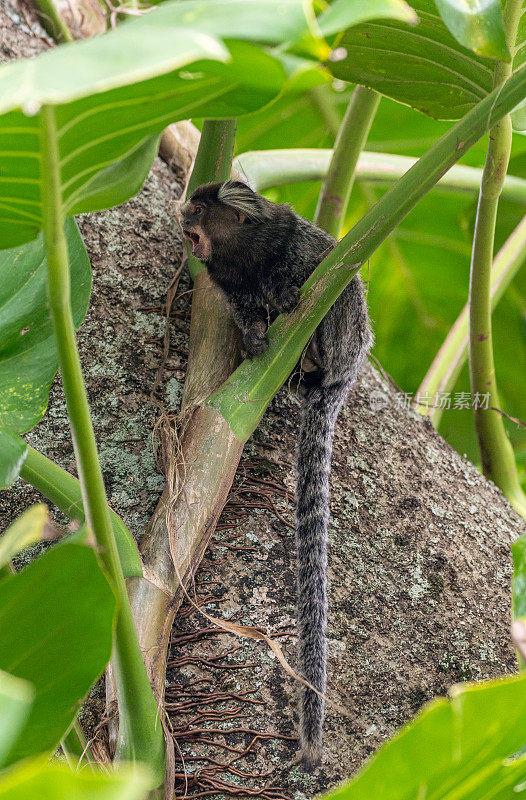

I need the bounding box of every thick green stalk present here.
[418,216,526,426]
[208,64,526,443]
[314,86,380,238]
[234,149,526,201]
[468,0,526,517]
[118,119,238,787]
[38,105,165,782]
[29,0,74,43]
[187,119,237,280]
[20,445,142,578]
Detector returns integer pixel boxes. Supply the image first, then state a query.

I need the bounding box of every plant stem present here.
[208,64,526,443]
[118,119,238,784]
[28,0,74,42]
[418,216,526,426]
[187,119,237,280]
[20,444,142,578]
[234,149,526,202]
[468,0,526,517]
[62,721,94,767]
[38,104,165,782]
[314,86,380,237]
[310,85,341,138]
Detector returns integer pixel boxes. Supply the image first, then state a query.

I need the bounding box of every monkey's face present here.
[181,183,250,264]
[181,199,214,262]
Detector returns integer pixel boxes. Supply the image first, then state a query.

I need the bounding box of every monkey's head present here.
[181,181,272,263]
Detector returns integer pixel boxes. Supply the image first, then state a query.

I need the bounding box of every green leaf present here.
[0,759,151,800]
[0,218,91,434]
[0,219,142,579]
[325,673,526,800]
[327,0,495,119]
[512,532,526,617]
[0,9,229,110]
[511,1,526,132]
[318,0,418,37]
[236,80,347,157]
[0,0,317,248]
[69,135,161,217]
[0,504,49,569]
[0,671,33,769]
[0,543,116,765]
[434,0,510,61]
[0,431,27,490]
[152,0,310,44]
[512,99,526,132]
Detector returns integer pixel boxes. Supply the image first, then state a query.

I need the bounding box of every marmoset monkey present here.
[182,181,372,765]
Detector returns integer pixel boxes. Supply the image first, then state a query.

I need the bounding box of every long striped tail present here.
[295,380,348,765]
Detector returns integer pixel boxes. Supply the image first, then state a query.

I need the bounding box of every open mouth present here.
[184,229,200,254]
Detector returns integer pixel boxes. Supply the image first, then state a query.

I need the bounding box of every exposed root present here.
[168,613,296,800]
[166,449,302,799]
[213,456,296,538]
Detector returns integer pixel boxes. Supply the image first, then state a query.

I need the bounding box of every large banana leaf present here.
[0,0,322,249]
[327,0,497,120]
[0,219,90,434]
[434,0,509,60]
[0,543,116,766]
[0,544,115,763]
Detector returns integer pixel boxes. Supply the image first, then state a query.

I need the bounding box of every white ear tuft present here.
[217,181,271,222]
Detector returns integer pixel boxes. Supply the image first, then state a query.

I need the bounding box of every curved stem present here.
[234,149,526,202]
[120,119,239,786]
[314,86,380,238]
[28,0,74,43]
[468,0,526,517]
[39,105,165,782]
[418,216,526,426]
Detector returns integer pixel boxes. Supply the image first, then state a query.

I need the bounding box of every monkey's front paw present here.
[243,328,269,358]
[276,285,300,314]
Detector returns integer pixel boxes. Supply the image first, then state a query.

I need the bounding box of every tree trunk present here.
[1,2,525,795]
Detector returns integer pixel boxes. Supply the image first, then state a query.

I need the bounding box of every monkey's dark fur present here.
[182,181,372,765]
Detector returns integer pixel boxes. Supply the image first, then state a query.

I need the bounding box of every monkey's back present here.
[282,212,372,386]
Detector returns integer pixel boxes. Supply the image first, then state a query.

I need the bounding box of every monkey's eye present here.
[194,205,204,215]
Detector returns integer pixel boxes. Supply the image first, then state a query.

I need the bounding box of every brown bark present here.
[1,3,525,796]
